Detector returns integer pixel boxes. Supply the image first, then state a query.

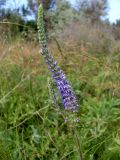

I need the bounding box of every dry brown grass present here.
[54,22,120,54]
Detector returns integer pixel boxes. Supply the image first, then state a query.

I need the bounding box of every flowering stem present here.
[37,4,79,112]
[37,4,82,159]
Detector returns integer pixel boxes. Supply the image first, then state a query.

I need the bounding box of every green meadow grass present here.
[0,42,120,159]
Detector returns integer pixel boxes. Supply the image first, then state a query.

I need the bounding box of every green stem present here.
[73,124,84,160]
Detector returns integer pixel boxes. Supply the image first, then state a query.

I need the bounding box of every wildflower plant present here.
[37,4,79,113]
[37,6,84,159]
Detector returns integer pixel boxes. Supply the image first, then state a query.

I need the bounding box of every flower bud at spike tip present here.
[37,4,79,112]
[37,4,47,49]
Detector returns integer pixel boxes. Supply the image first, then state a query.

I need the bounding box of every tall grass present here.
[0,35,120,159]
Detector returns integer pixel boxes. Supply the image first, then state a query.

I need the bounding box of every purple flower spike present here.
[37,4,79,112]
[52,69,78,112]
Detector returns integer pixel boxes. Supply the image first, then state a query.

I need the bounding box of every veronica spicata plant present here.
[37,4,79,112]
